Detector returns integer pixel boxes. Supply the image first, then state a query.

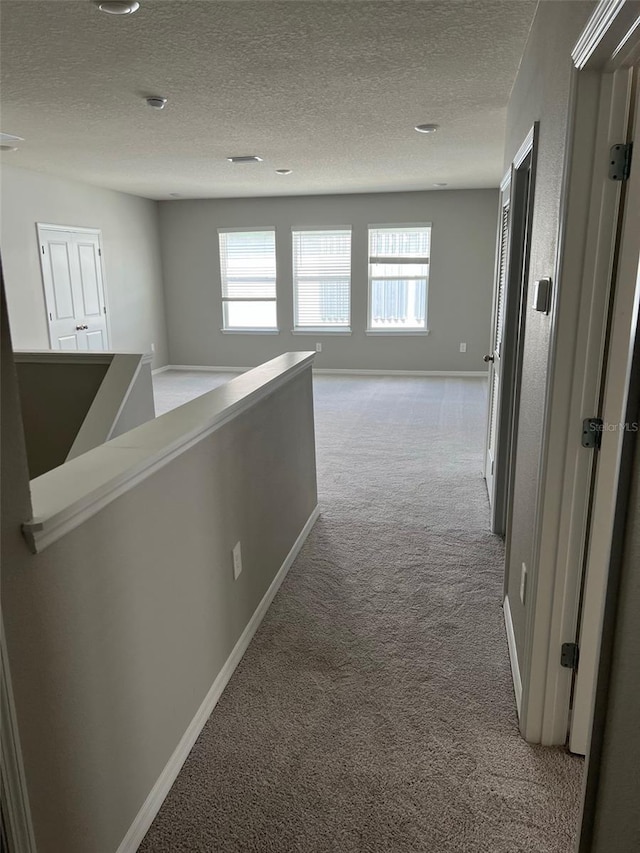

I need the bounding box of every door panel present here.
[86,330,105,351]
[48,241,76,319]
[77,242,102,317]
[58,335,79,351]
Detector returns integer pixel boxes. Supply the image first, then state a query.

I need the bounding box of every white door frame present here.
[36,223,112,350]
[570,75,640,754]
[518,0,640,746]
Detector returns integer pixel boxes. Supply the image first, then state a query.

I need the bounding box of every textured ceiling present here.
[0,0,538,199]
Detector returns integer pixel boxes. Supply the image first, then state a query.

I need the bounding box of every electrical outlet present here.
[459,342,467,353]
[316,342,322,352]
[232,542,242,580]
[520,562,527,605]
[150,342,155,353]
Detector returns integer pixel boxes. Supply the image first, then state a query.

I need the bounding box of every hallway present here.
[142,373,583,852]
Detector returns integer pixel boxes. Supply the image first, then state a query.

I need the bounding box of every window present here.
[367,224,431,332]
[218,229,277,331]
[292,228,351,331]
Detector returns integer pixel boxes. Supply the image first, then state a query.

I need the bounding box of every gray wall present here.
[587,433,640,851]
[502,1,595,661]
[2,336,317,852]
[16,359,110,477]
[159,189,498,371]
[110,360,156,438]
[0,164,169,368]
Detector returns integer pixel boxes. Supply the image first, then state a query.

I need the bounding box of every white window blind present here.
[368,224,431,331]
[218,229,277,330]
[292,228,351,330]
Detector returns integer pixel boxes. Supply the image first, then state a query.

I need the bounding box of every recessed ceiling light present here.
[146,96,167,110]
[95,1,140,14]
[415,123,439,134]
[275,169,292,175]
[433,182,448,187]
[169,193,182,198]
[227,155,263,164]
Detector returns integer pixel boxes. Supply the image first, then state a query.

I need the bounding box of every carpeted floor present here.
[142,372,583,853]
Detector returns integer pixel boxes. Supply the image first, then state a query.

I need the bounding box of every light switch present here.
[533,277,552,314]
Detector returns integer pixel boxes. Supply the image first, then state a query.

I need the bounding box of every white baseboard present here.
[313,368,487,377]
[151,365,172,376]
[503,595,523,717]
[115,504,320,853]
[161,364,247,374]
[160,365,487,379]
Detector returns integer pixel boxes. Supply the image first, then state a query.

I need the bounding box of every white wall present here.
[159,189,498,371]
[0,165,169,368]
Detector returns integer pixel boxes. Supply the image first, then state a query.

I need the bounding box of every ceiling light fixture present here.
[227,155,263,164]
[414,123,439,134]
[275,169,292,175]
[433,182,448,187]
[146,96,167,110]
[169,193,182,198]
[95,1,140,14]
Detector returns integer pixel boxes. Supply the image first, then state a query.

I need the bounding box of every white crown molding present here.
[572,0,627,68]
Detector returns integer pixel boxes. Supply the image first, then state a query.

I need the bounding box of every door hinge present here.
[582,417,603,449]
[98,248,102,256]
[41,245,45,254]
[103,306,107,314]
[609,142,632,181]
[561,642,579,670]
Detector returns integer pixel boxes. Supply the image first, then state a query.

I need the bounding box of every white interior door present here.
[570,80,640,755]
[38,226,109,351]
[484,190,511,501]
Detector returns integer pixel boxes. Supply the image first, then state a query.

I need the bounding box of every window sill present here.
[291,329,352,336]
[365,329,430,336]
[220,329,280,335]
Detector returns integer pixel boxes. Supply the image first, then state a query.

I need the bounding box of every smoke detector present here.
[275,169,293,175]
[146,96,167,110]
[414,123,439,134]
[95,2,140,14]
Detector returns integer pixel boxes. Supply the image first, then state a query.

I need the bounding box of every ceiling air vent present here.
[227,155,263,164]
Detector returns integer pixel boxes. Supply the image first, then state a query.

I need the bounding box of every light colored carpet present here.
[143,372,583,853]
[153,370,240,416]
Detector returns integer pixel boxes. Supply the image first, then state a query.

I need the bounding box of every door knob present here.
[483,354,495,363]
[75,324,89,331]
